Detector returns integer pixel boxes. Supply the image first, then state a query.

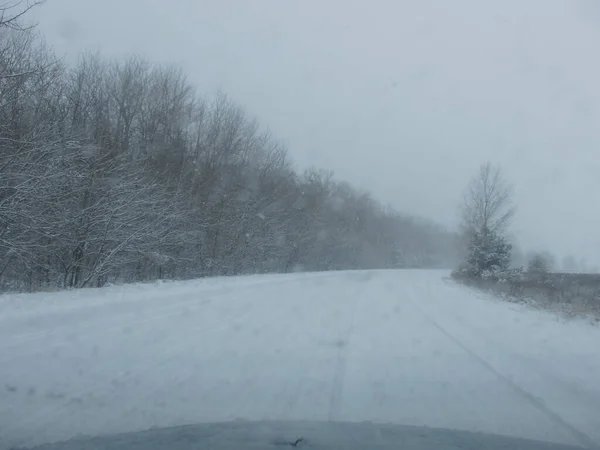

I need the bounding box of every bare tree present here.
[461,162,515,236]
[0,1,43,30]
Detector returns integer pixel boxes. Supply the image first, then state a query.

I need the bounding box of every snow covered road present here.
[1,270,599,449]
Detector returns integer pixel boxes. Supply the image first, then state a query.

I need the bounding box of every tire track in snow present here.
[274,294,332,420]
[405,284,599,450]
[103,274,355,427]
[95,289,302,435]
[430,281,600,420]
[327,275,367,421]
[273,275,371,421]
[23,274,344,445]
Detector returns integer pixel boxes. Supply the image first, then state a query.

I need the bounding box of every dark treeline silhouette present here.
[0,13,458,292]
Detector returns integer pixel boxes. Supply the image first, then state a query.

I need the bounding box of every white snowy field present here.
[1,270,599,449]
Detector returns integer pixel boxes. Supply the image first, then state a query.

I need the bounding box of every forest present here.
[0,4,459,292]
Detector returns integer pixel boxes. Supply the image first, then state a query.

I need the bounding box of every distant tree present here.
[0,1,44,30]
[539,251,555,272]
[562,255,578,273]
[527,253,551,273]
[459,163,515,277]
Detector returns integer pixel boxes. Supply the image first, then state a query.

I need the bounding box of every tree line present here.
[0,3,459,292]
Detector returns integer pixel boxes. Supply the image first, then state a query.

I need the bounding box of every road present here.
[1,270,599,449]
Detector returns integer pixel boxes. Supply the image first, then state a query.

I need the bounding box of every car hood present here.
[16,421,586,450]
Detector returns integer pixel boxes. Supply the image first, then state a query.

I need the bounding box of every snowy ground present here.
[1,270,599,449]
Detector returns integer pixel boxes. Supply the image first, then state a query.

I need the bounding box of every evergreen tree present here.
[466,227,511,277]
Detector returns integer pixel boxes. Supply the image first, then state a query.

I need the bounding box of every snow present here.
[1,270,599,449]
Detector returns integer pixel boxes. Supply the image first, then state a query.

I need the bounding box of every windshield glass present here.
[1,1,599,449]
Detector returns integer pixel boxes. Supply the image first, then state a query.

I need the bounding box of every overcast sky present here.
[33,0,600,266]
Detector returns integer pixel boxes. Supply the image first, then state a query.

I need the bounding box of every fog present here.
[34,0,600,265]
